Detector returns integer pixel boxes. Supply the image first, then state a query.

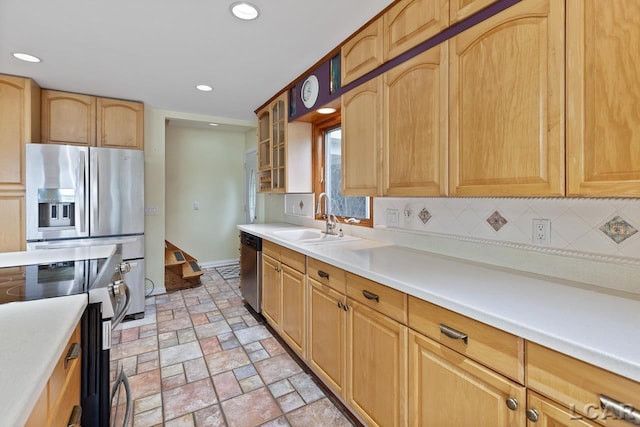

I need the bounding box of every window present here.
[313,115,371,226]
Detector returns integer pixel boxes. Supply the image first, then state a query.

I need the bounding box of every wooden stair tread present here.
[164,240,203,291]
[182,261,204,278]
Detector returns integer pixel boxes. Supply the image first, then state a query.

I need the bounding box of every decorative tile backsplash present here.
[284,193,315,217]
[374,197,640,260]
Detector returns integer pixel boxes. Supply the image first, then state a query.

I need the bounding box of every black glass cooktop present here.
[0,260,90,304]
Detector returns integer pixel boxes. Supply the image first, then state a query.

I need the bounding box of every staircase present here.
[164,240,203,292]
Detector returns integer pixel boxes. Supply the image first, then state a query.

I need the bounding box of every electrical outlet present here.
[532,219,551,245]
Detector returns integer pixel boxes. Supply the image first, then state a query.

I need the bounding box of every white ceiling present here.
[0,0,394,125]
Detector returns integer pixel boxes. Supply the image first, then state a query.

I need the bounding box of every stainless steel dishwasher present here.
[240,231,262,313]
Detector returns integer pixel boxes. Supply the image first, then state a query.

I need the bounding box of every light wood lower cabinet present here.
[347,299,408,427]
[26,324,82,427]
[409,330,525,427]
[261,241,306,357]
[526,392,600,427]
[307,277,347,395]
[261,253,281,328]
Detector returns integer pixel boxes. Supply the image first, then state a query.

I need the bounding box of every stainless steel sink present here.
[270,228,359,245]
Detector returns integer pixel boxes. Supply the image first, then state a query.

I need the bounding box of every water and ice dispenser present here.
[37,188,76,228]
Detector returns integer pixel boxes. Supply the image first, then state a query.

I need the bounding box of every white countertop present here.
[239,223,640,383]
[0,294,88,427]
[0,245,116,268]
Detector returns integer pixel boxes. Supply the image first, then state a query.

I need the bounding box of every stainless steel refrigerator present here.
[25,143,146,318]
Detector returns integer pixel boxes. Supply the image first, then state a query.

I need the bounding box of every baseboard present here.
[199,258,239,268]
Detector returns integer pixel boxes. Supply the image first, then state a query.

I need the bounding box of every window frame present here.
[312,113,373,227]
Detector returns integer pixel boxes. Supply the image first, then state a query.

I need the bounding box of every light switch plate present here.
[386,209,399,227]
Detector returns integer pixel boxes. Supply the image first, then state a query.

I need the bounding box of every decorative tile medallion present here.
[418,208,431,224]
[487,211,508,232]
[299,200,304,211]
[599,216,638,243]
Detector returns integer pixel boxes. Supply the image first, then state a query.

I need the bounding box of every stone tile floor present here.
[111,267,355,427]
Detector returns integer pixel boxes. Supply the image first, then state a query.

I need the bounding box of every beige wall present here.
[143,108,256,293]
[165,125,245,265]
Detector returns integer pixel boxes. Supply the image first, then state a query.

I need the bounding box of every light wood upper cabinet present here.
[97,98,144,149]
[450,0,499,23]
[41,90,95,146]
[341,76,383,196]
[342,18,384,86]
[409,330,526,427]
[347,299,408,427]
[383,0,449,61]
[449,0,565,196]
[0,74,40,191]
[42,90,143,149]
[383,43,448,196]
[257,93,311,193]
[566,0,640,197]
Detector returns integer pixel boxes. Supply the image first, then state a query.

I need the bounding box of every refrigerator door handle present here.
[91,150,99,234]
[76,154,86,233]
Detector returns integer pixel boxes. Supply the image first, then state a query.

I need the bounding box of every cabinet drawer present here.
[263,240,279,259]
[280,245,305,273]
[408,296,524,383]
[308,258,346,294]
[346,273,407,324]
[49,324,81,410]
[527,342,640,427]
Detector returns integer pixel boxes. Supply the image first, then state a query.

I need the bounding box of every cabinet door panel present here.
[342,19,383,85]
[42,90,95,146]
[308,278,346,394]
[262,254,281,327]
[409,331,525,427]
[449,0,565,196]
[0,75,39,190]
[383,0,449,61]
[0,195,24,252]
[451,0,499,23]
[384,44,448,196]
[347,300,407,427]
[281,265,305,356]
[97,98,144,149]
[527,392,600,427]
[567,0,640,196]
[342,77,382,196]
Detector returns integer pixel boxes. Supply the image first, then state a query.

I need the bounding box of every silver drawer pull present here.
[64,343,81,368]
[600,395,640,425]
[67,405,82,427]
[439,324,468,345]
[362,290,379,302]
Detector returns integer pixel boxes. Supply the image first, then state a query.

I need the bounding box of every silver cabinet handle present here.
[67,405,82,427]
[362,290,379,302]
[600,395,640,425]
[64,342,81,369]
[337,301,344,309]
[318,270,329,279]
[505,397,518,411]
[439,324,468,344]
[526,408,539,422]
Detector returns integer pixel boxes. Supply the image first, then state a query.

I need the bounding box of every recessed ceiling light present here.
[209,123,219,126]
[317,107,337,114]
[12,52,41,63]
[196,84,213,92]
[230,2,259,20]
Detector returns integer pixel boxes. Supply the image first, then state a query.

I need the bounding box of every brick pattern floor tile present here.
[112,268,354,426]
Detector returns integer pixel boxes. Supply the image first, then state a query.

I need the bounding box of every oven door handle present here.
[110,281,131,330]
[110,366,132,427]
